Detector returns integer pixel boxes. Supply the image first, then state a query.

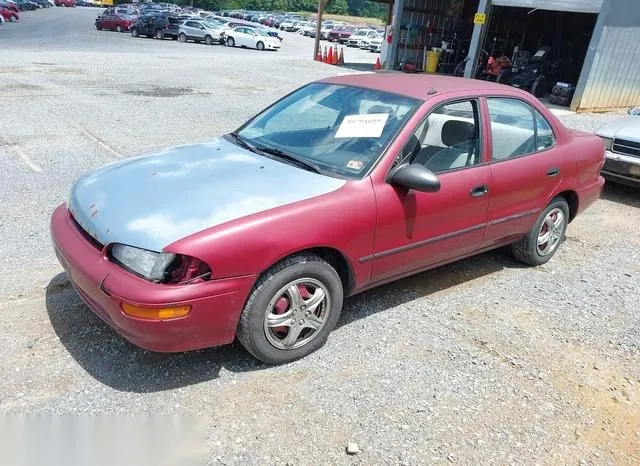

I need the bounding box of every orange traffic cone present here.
[322,46,327,63]
[337,47,344,66]
[315,48,322,61]
[374,57,382,70]
[327,46,333,65]
[332,42,338,65]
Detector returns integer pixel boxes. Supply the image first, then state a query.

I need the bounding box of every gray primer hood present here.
[68,138,346,251]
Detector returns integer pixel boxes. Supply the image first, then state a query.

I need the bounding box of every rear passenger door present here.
[482,97,561,247]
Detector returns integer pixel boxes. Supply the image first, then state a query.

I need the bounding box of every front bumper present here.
[50,204,257,353]
[602,150,640,187]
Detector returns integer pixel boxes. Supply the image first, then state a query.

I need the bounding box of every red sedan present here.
[0,4,19,22]
[96,12,135,33]
[50,74,605,364]
[55,0,76,6]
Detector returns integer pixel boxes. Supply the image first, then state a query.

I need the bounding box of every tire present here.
[226,36,235,47]
[512,198,570,266]
[131,27,138,37]
[256,41,264,51]
[237,254,344,364]
[155,29,164,40]
[205,35,213,45]
[96,22,102,30]
[532,76,547,98]
[116,25,121,33]
[178,32,186,42]
[10,14,17,22]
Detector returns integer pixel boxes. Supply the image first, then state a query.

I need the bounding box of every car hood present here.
[595,116,640,140]
[68,138,346,252]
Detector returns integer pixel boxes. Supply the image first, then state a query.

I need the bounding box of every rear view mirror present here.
[389,163,440,193]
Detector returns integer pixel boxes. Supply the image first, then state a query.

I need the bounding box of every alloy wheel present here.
[536,208,565,256]
[263,278,330,350]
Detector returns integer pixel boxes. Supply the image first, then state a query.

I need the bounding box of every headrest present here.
[441,120,474,147]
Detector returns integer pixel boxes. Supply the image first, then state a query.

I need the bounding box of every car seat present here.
[413,120,478,172]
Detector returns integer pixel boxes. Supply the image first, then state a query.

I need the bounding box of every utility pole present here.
[464,0,490,78]
[313,0,331,60]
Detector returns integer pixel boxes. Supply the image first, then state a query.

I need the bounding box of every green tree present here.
[326,0,347,15]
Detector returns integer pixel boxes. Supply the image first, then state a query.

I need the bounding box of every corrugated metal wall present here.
[574,0,640,111]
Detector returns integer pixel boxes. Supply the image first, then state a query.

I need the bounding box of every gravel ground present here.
[1,8,640,466]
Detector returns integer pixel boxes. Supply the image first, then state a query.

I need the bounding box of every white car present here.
[595,112,640,187]
[359,33,382,50]
[299,22,316,36]
[289,21,308,32]
[347,29,378,47]
[279,20,295,31]
[225,26,281,51]
[369,36,383,53]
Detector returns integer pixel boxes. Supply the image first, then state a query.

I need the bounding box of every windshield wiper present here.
[228,132,257,153]
[252,144,322,174]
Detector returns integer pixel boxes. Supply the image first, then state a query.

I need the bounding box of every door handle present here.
[470,185,488,197]
[547,167,560,177]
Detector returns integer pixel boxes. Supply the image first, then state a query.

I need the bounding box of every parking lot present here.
[1,7,640,465]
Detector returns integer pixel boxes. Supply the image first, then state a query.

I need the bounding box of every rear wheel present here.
[116,24,122,33]
[512,198,569,266]
[10,14,17,22]
[155,29,164,40]
[205,35,213,45]
[226,36,235,47]
[256,41,265,51]
[237,254,344,364]
[178,32,187,42]
[131,27,138,37]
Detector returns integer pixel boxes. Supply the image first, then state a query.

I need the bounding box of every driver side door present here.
[370,98,492,282]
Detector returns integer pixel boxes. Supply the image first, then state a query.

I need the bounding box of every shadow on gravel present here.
[337,248,522,329]
[46,247,523,392]
[601,181,640,208]
[45,273,266,393]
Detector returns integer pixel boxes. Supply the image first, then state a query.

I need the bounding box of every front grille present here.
[612,138,640,158]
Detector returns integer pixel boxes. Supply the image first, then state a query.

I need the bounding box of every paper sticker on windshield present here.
[335,113,389,138]
[346,160,364,171]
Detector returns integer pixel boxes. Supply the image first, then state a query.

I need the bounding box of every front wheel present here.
[512,198,569,266]
[178,32,186,42]
[131,27,138,37]
[96,22,102,30]
[237,254,344,364]
[226,36,235,47]
[116,25,122,33]
[256,41,264,51]
[155,29,164,40]
[10,14,17,22]
[205,35,213,45]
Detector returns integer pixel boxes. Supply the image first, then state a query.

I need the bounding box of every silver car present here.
[595,110,640,187]
[178,19,225,45]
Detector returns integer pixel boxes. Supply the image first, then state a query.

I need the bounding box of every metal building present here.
[383,0,640,112]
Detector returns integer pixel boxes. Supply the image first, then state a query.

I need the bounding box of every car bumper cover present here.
[50,204,257,352]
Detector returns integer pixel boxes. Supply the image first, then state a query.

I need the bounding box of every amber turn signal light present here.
[121,303,191,320]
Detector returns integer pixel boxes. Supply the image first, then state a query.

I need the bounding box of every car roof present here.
[320,72,527,101]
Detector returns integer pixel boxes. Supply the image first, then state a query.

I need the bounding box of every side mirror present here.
[389,163,440,193]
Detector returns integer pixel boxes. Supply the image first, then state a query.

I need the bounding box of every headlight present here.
[600,137,613,151]
[110,244,176,282]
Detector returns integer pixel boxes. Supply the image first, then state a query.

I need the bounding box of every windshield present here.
[204,20,222,29]
[236,83,420,179]
[255,29,270,36]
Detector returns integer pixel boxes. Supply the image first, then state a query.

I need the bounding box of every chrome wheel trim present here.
[263,278,330,350]
[537,208,565,256]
